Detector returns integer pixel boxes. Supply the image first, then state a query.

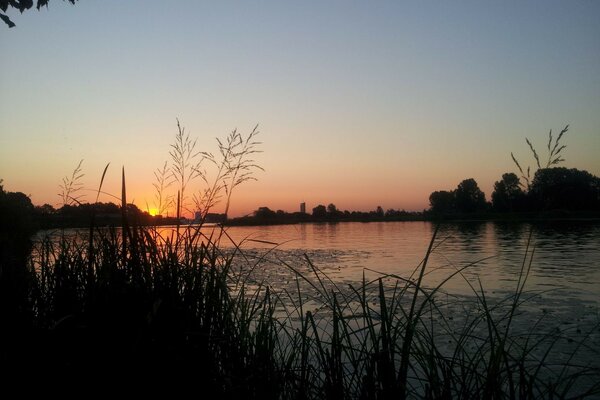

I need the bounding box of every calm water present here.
[37,220,600,377]
[214,221,600,301]
[39,221,600,302]
[221,220,600,373]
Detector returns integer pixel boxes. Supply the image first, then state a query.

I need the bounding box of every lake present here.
[212,220,600,297]
[40,220,600,304]
[40,221,600,306]
[35,220,600,391]
[216,220,600,374]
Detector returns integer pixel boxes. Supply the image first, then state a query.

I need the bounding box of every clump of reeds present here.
[19,211,600,397]
[511,125,569,189]
[7,121,599,397]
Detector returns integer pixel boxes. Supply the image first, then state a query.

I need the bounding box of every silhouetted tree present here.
[492,173,525,212]
[326,203,343,220]
[251,207,277,224]
[375,206,384,217]
[454,178,487,213]
[529,167,600,211]
[0,182,37,334]
[35,203,56,215]
[312,204,327,219]
[429,190,455,215]
[1,0,77,28]
[34,203,56,228]
[0,185,36,240]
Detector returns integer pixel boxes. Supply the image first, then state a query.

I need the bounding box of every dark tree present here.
[0,182,37,332]
[35,203,56,215]
[491,173,525,212]
[312,204,327,219]
[326,203,343,219]
[429,190,455,215]
[529,167,600,211]
[0,185,36,241]
[454,178,487,213]
[1,0,77,28]
[255,206,276,219]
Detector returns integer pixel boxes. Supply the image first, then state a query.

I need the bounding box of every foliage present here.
[455,178,487,213]
[0,182,36,241]
[254,206,277,223]
[0,182,37,341]
[3,123,600,395]
[428,179,487,215]
[3,219,598,396]
[312,204,327,219]
[491,173,525,212]
[1,0,77,28]
[429,190,455,215]
[529,167,600,211]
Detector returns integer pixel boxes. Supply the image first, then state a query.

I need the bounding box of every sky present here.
[1,1,599,217]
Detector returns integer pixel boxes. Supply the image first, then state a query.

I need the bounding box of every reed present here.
[5,122,598,397]
[15,215,599,397]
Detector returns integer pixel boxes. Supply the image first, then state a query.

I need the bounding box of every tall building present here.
[300,202,306,214]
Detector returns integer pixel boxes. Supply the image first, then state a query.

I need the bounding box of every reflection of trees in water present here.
[493,222,528,247]
[434,222,486,253]
[532,221,600,256]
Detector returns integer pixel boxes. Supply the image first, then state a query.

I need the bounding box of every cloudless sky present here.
[1,1,599,217]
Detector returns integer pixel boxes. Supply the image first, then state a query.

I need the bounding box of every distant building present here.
[300,202,306,214]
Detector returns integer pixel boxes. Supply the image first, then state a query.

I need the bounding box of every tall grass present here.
[4,122,598,397]
[17,219,598,397]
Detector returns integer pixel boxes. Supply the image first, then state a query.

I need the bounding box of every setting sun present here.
[148,208,160,217]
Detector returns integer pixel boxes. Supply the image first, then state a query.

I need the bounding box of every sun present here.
[148,208,160,217]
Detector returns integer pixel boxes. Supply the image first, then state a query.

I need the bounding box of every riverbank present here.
[224,211,600,226]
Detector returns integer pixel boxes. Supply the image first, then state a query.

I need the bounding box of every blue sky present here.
[1,1,599,215]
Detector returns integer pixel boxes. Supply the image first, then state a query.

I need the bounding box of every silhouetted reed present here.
[4,122,598,397]
[19,220,599,398]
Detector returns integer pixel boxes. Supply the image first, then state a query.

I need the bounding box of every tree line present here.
[429,167,600,216]
[227,204,423,226]
[2,165,599,232]
[0,182,164,231]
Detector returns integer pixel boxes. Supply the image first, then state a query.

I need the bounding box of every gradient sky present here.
[1,1,599,217]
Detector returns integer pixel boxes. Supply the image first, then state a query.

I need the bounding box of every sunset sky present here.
[1,1,599,217]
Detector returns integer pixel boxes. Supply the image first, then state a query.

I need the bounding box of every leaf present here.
[121,167,127,209]
[18,0,33,13]
[551,125,569,155]
[36,0,49,10]
[526,138,541,169]
[0,12,15,27]
[95,163,110,203]
[511,153,524,175]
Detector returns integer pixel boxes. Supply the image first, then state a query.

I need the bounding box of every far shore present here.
[34,211,600,231]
